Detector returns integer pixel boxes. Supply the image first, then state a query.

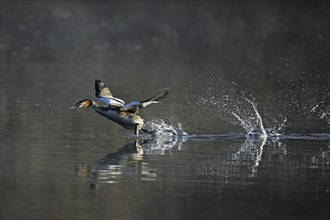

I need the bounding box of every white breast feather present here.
[98,97,111,105]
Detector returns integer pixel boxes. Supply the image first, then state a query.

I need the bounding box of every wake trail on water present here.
[142,118,330,141]
[141,94,328,141]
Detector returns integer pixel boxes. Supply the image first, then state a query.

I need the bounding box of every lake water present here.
[1,1,329,220]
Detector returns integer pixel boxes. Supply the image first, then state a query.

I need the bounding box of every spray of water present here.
[310,100,330,125]
[193,90,288,138]
[231,98,267,139]
[143,119,187,136]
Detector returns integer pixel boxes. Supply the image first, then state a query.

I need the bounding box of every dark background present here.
[1,1,329,133]
[1,2,330,220]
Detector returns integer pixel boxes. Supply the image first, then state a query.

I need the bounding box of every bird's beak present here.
[70,104,80,109]
[70,100,89,109]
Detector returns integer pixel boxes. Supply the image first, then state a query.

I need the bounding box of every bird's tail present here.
[141,89,169,107]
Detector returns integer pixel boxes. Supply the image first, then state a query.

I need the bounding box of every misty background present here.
[1,1,329,135]
[1,2,330,220]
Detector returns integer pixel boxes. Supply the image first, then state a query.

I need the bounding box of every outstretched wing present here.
[95,79,113,98]
[95,79,125,107]
[120,89,169,112]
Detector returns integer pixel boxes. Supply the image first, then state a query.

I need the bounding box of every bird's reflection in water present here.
[142,136,184,155]
[74,135,290,191]
[74,136,185,191]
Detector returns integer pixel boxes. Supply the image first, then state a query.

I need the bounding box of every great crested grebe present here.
[71,79,169,135]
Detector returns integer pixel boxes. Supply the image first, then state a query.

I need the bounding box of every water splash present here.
[310,101,330,125]
[193,83,288,138]
[142,136,185,155]
[232,98,267,139]
[143,119,187,136]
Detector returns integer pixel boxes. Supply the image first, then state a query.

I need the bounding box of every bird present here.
[71,79,169,135]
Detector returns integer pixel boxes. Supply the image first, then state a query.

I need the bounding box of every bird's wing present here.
[95,79,125,106]
[119,102,143,112]
[120,89,169,112]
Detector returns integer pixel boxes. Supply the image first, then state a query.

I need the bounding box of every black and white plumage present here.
[95,79,169,113]
[71,79,169,135]
[119,89,169,113]
[95,79,125,107]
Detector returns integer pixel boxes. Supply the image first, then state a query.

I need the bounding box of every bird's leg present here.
[135,124,143,136]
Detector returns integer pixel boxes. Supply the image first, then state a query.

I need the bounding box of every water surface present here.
[1,1,329,220]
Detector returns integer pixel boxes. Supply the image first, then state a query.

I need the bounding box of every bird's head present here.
[70,99,93,109]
